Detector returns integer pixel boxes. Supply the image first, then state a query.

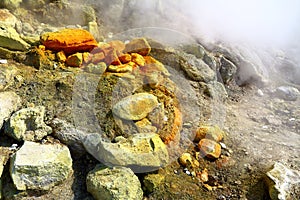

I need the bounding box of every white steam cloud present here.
[108,0,300,85]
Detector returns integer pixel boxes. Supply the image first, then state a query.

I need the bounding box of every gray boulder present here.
[274,86,300,101]
[83,133,169,173]
[10,141,73,191]
[265,162,300,200]
[218,55,237,84]
[86,165,143,200]
[5,106,52,141]
[0,91,21,129]
[0,24,30,51]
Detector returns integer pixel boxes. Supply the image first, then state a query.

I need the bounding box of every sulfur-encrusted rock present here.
[86,166,143,200]
[0,9,18,27]
[66,52,83,67]
[265,162,300,200]
[10,141,73,190]
[124,38,151,56]
[112,93,159,120]
[83,133,169,173]
[4,106,52,141]
[143,173,165,193]
[194,125,224,143]
[0,24,30,51]
[198,139,221,159]
[0,91,21,129]
[40,28,98,55]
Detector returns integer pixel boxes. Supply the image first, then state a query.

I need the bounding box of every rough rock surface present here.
[0,91,21,129]
[10,141,73,191]
[198,139,221,159]
[0,24,30,51]
[0,9,18,27]
[112,93,159,120]
[83,133,169,173]
[40,29,98,55]
[274,86,300,101]
[124,38,151,56]
[4,106,52,141]
[86,166,143,200]
[265,162,300,200]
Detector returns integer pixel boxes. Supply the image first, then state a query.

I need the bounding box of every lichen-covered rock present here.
[0,24,30,51]
[4,106,52,141]
[86,166,143,200]
[0,91,21,129]
[124,38,151,56]
[40,28,98,55]
[83,133,169,173]
[10,141,73,191]
[112,93,159,120]
[198,139,221,159]
[265,162,300,200]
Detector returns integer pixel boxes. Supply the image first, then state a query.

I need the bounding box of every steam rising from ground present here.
[98,0,300,85]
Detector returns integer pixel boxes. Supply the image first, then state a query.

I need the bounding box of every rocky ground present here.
[0,1,300,200]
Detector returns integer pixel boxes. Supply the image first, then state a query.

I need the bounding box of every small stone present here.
[105,49,122,65]
[179,153,193,167]
[4,106,52,142]
[10,141,72,190]
[135,118,157,133]
[199,168,209,182]
[143,174,164,193]
[143,56,170,76]
[198,139,222,159]
[257,89,264,97]
[66,52,83,67]
[131,53,145,66]
[118,53,131,64]
[194,125,224,143]
[40,28,98,55]
[124,38,151,56]
[85,62,107,74]
[56,51,66,63]
[86,166,143,200]
[274,86,300,101]
[108,40,125,53]
[107,62,135,73]
[91,51,105,64]
[112,93,159,121]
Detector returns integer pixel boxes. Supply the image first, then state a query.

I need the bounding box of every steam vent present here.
[0,1,300,200]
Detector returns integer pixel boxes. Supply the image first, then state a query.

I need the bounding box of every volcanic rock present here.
[107,62,135,73]
[0,0,22,10]
[0,91,21,129]
[131,52,146,66]
[219,55,237,84]
[86,166,143,200]
[198,139,221,159]
[135,118,157,133]
[40,29,98,55]
[10,141,73,190]
[194,125,224,143]
[265,162,300,200]
[0,24,30,51]
[66,52,83,67]
[112,93,159,120]
[143,173,165,193]
[0,9,18,27]
[274,86,300,101]
[124,38,151,56]
[83,133,169,173]
[4,106,52,142]
[118,53,131,63]
[85,62,107,74]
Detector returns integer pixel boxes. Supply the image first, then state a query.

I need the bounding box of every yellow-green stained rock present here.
[10,141,73,191]
[198,139,221,159]
[143,173,165,193]
[87,166,143,200]
[112,93,159,120]
[194,125,224,142]
[66,52,83,67]
[0,24,30,51]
